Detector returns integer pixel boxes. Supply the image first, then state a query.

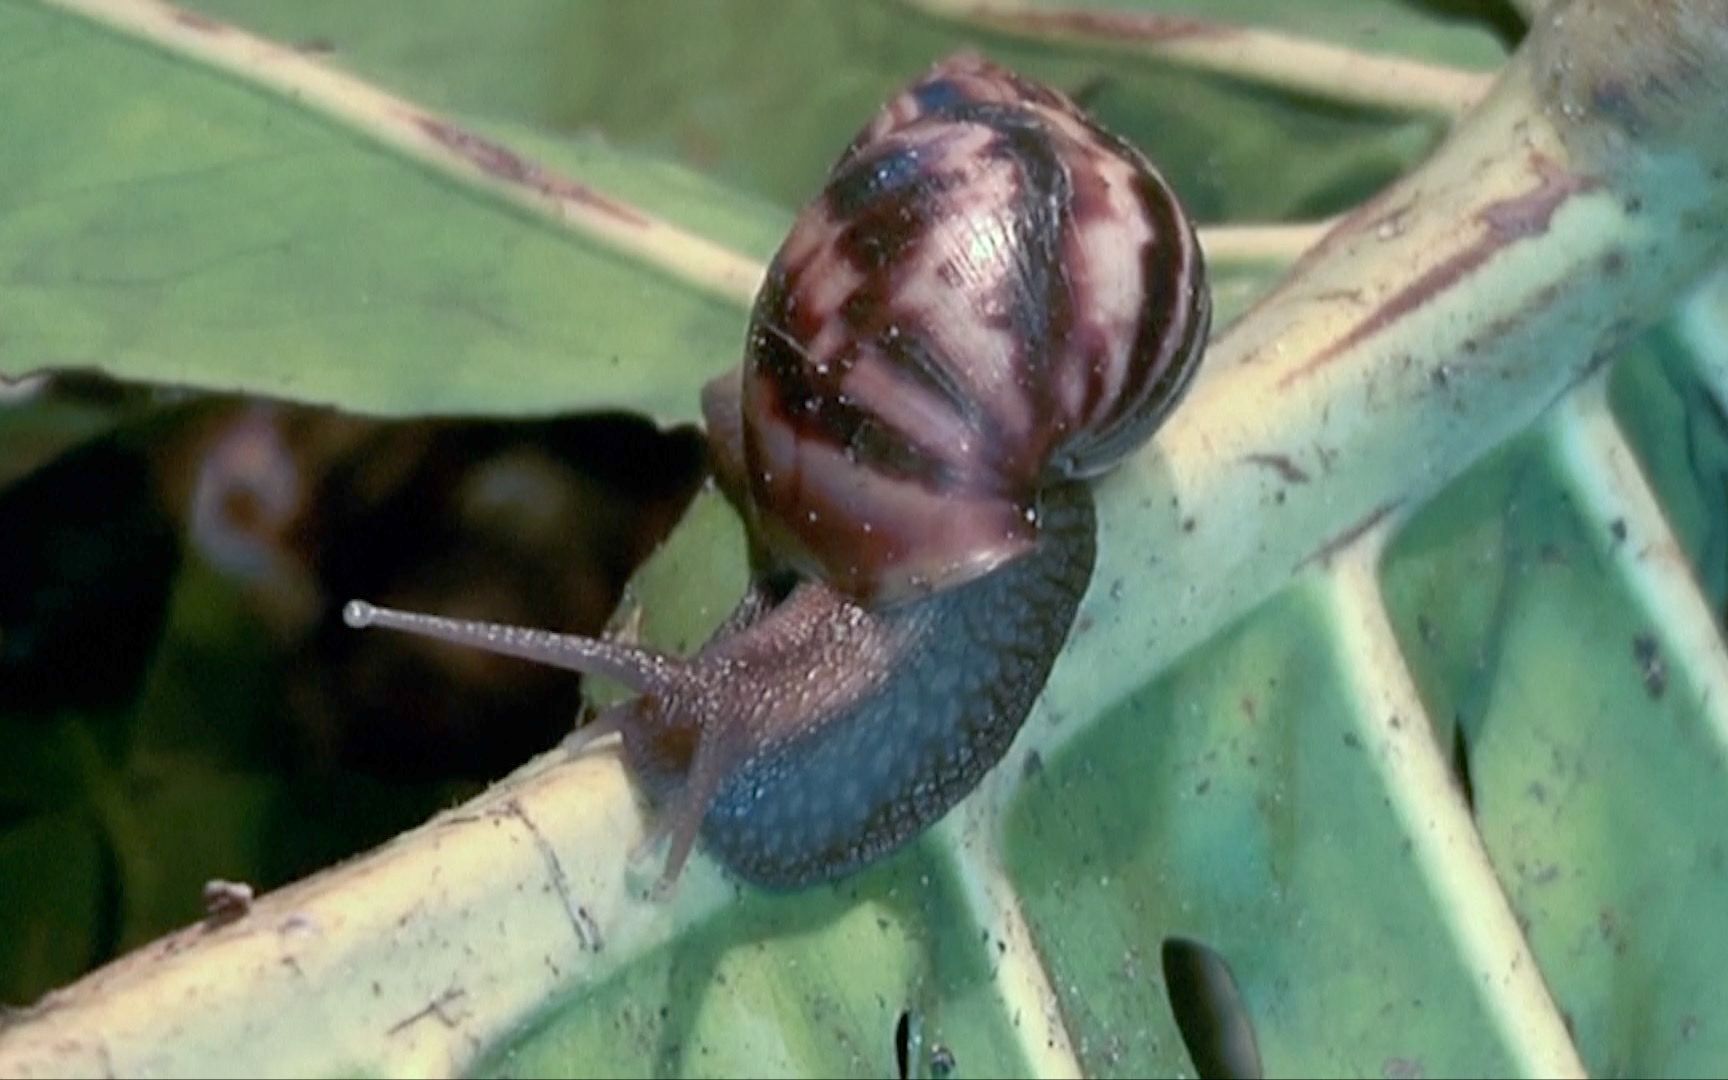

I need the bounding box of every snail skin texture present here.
[345,53,1210,892]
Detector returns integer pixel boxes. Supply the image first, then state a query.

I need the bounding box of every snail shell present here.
[730,52,1210,605]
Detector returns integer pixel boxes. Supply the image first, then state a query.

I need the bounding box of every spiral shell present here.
[730,53,1210,606]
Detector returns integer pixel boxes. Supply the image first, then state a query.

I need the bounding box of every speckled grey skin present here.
[615,482,1095,890]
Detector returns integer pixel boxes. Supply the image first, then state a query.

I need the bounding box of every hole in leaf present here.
[1162,936,1263,1080]
[894,1007,955,1079]
[1451,718,1476,812]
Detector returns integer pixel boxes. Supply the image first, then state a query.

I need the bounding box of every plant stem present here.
[903,0,1496,117]
[1198,221,1334,267]
[1327,545,1586,1078]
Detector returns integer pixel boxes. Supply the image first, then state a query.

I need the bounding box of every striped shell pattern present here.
[730,53,1211,606]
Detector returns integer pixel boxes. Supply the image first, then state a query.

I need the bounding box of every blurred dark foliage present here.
[0,379,706,1003]
[1405,0,1525,50]
[1,432,181,717]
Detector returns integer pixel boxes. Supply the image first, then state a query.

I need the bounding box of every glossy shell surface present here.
[735,54,1210,605]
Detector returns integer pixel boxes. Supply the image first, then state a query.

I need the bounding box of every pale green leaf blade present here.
[0,1,784,421]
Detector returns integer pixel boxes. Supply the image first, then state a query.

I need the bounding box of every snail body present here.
[345,54,1209,891]
[604,481,1095,888]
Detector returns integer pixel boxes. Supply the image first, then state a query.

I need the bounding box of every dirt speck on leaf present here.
[1632,633,1667,699]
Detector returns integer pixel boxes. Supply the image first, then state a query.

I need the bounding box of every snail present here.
[343,53,1210,891]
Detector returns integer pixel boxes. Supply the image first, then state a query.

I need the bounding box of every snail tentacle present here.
[342,599,684,696]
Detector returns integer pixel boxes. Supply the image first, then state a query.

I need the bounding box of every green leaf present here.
[0,2,783,420]
[0,809,111,1004]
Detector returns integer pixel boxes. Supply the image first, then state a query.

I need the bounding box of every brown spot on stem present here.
[1296,500,1401,571]
[414,115,651,229]
[171,7,226,33]
[1280,154,1600,387]
[1243,452,1310,484]
[972,7,1230,42]
[1477,154,1595,238]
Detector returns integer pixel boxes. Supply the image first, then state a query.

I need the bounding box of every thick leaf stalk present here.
[1017,0,1728,775]
[3,1,1727,1075]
